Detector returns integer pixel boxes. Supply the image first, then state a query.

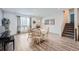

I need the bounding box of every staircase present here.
[62,23,74,38]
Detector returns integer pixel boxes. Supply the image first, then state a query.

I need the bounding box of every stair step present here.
[66,24,74,25]
[66,23,74,26]
[65,26,74,28]
[64,29,74,32]
[65,24,74,27]
[63,32,74,35]
[63,31,74,33]
[62,33,74,37]
[66,23,74,25]
[65,27,74,29]
[62,34,74,38]
[66,25,74,26]
[64,28,74,31]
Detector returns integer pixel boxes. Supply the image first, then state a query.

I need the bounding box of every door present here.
[70,14,74,24]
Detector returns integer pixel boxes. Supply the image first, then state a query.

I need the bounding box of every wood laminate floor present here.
[14,33,79,51]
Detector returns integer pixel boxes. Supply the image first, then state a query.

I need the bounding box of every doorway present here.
[70,13,74,24]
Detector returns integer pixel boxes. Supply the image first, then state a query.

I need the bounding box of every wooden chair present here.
[31,28,43,45]
[43,28,49,40]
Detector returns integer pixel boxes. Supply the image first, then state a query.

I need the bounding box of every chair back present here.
[32,28,41,37]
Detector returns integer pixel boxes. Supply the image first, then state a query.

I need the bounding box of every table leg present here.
[13,40,15,51]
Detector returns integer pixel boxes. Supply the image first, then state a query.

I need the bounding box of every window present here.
[20,17,27,26]
[17,16,30,33]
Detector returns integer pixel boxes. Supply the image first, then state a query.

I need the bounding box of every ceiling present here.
[2,8,68,17]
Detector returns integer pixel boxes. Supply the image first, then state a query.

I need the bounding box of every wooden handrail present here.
[75,29,77,41]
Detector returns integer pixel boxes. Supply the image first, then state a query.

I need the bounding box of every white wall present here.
[42,9,64,37]
[2,8,65,37]
[0,9,3,26]
[4,11,17,35]
[78,9,79,26]
[74,9,78,28]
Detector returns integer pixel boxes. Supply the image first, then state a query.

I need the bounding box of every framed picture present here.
[44,19,49,25]
[50,19,55,25]
[44,19,55,25]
